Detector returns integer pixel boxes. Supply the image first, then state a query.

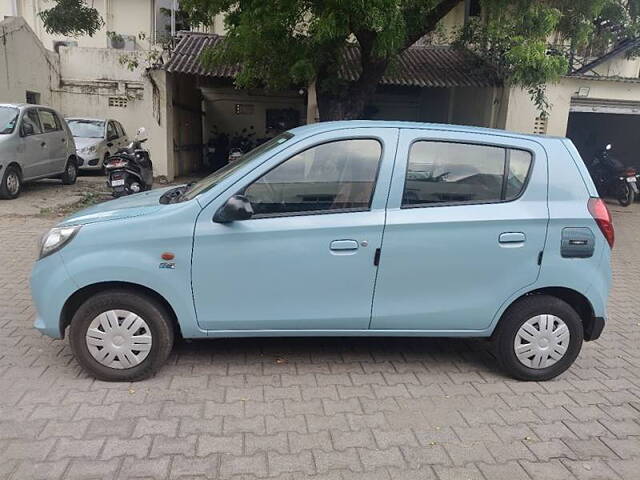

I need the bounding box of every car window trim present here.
[400,139,535,210]
[236,136,385,220]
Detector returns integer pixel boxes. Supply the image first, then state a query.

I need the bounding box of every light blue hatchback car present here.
[31,121,612,382]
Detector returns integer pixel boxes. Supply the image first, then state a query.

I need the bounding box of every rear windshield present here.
[0,107,19,134]
[67,119,105,138]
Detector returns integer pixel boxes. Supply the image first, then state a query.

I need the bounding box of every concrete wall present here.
[504,77,640,136]
[58,46,146,82]
[0,16,60,106]
[450,86,498,127]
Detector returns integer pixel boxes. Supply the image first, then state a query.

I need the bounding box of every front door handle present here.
[40,141,46,148]
[330,239,359,251]
[499,232,526,244]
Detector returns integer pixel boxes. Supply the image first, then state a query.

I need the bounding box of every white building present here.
[2,1,640,180]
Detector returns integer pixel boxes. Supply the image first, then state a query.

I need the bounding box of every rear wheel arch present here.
[494,286,597,340]
[60,281,181,339]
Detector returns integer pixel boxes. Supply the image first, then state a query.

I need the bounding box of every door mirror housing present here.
[605,144,612,151]
[213,194,254,223]
[21,122,34,136]
[136,127,148,141]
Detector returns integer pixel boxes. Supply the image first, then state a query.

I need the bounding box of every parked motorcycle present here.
[586,144,638,207]
[105,127,153,197]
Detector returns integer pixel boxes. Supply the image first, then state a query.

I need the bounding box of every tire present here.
[494,295,583,381]
[0,164,22,199]
[69,290,174,381]
[617,181,635,207]
[61,158,78,185]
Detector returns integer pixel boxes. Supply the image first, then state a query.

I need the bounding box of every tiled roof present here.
[164,32,500,88]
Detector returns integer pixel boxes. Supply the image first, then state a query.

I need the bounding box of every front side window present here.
[243,138,382,217]
[402,141,532,206]
[106,122,118,140]
[38,110,60,133]
[21,109,42,136]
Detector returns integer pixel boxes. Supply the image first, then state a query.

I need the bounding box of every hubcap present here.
[514,314,570,369]
[85,310,152,369]
[6,172,19,195]
[67,163,77,181]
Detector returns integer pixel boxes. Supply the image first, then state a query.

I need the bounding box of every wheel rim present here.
[85,310,152,369]
[514,314,570,369]
[6,172,19,195]
[67,163,77,181]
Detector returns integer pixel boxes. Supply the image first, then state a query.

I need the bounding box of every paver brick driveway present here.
[1,191,639,480]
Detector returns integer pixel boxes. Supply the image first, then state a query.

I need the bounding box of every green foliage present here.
[38,0,104,37]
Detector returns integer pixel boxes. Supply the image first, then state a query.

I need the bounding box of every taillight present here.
[587,197,614,248]
[625,168,637,176]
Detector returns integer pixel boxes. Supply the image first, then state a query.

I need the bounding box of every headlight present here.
[39,226,81,259]
[80,145,97,155]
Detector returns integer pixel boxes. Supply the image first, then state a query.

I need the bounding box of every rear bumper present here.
[584,316,605,341]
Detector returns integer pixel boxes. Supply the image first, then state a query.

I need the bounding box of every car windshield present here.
[180,132,294,201]
[0,107,19,134]
[67,119,105,138]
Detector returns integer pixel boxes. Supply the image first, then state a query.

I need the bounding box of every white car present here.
[0,104,78,199]
[66,118,128,171]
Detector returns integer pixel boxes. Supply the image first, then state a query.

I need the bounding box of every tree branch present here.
[404,0,462,48]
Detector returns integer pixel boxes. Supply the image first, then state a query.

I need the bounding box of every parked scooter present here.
[586,144,638,206]
[105,127,153,197]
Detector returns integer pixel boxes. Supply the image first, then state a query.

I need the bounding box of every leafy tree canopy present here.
[39,0,104,37]
[40,0,640,119]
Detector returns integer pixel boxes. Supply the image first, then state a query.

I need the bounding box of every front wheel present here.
[494,295,583,381]
[61,159,78,185]
[0,165,22,199]
[69,290,174,381]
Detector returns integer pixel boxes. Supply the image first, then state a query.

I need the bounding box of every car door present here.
[370,128,548,332]
[191,128,398,331]
[38,109,67,173]
[17,108,47,179]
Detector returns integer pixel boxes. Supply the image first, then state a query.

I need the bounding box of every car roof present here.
[287,120,567,142]
[0,103,59,110]
[66,117,109,122]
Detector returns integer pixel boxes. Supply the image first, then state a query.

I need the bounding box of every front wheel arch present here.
[60,281,182,339]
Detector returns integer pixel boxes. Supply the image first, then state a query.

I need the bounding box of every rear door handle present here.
[40,141,46,148]
[330,240,359,251]
[499,232,526,244]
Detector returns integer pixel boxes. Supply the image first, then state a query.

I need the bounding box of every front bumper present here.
[77,154,102,169]
[31,252,78,338]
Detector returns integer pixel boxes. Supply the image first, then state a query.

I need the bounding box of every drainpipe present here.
[170,0,177,38]
[10,0,18,16]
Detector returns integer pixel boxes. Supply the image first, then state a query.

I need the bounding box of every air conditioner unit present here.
[108,34,136,50]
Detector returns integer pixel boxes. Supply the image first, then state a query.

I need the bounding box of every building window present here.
[533,116,548,135]
[25,91,41,104]
[109,97,128,108]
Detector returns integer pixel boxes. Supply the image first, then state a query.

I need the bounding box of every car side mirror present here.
[213,194,254,223]
[21,122,34,136]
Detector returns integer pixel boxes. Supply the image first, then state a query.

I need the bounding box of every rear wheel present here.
[495,295,583,381]
[61,158,78,185]
[618,181,635,206]
[0,165,22,199]
[69,290,174,381]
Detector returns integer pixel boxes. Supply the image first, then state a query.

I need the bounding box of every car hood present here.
[74,137,102,150]
[58,186,177,226]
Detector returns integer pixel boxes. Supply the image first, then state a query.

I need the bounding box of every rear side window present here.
[38,110,60,132]
[402,141,532,207]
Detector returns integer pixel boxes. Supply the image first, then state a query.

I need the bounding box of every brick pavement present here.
[0,199,639,480]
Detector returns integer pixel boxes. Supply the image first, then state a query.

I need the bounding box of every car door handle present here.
[61,138,66,143]
[330,240,359,251]
[499,232,526,244]
[40,141,46,148]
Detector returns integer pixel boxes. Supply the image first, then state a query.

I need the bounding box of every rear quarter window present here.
[402,141,533,207]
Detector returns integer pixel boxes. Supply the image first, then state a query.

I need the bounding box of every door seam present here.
[368,128,401,329]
